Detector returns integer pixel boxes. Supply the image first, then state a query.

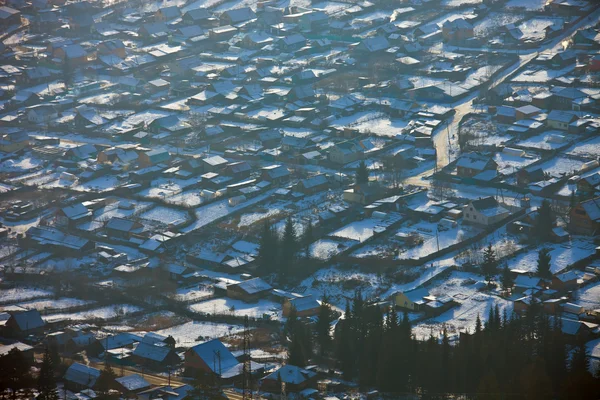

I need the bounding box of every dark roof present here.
[189,339,239,374]
[471,196,499,210]
[9,310,45,331]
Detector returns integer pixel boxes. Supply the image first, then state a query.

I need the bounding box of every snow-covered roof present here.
[64,363,101,388]
[133,342,175,363]
[189,339,239,374]
[262,364,317,385]
[115,374,151,391]
[229,277,272,295]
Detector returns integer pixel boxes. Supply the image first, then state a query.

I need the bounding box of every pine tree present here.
[534,200,554,242]
[536,248,552,279]
[164,335,176,349]
[356,160,369,184]
[37,347,59,400]
[189,370,225,400]
[501,265,514,291]
[0,348,33,400]
[257,221,277,275]
[482,243,497,285]
[96,363,116,399]
[302,219,314,259]
[315,295,334,356]
[475,313,482,334]
[281,216,297,276]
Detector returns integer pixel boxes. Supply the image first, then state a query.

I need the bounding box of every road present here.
[402,7,600,189]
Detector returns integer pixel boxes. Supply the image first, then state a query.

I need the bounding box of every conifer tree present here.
[257,220,277,274]
[534,200,554,242]
[37,347,59,400]
[536,248,552,279]
[315,295,334,356]
[482,244,497,285]
[501,265,514,291]
[302,219,314,259]
[281,216,298,275]
[356,160,369,184]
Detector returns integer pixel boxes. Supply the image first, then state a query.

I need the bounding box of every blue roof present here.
[189,339,239,374]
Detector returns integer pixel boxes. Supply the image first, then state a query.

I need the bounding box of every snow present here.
[73,176,120,193]
[503,238,596,275]
[516,131,576,151]
[442,0,482,6]
[165,190,205,208]
[0,157,43,172]
[506,0,546,11]
[330,214,403,243]
[182,189,276,233]
[140,206,189,226]
[312,1,351,15]
[309,238,354,261]
[43,304,143,323]
[156,321,244,348]
[566,136,600,159]
[137,178,200,200]
[413,271,513,339]
[493,151,540,176]
[168,285,214,303]
[512,64,574,83]
[0,287,54,305]
[575,282,600,311]
[15,297,95,312]
[238,202,289,228]
[534,157,586,179]
[188,298,281,320]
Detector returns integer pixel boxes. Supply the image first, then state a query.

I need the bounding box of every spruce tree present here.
[315,295,334,356]
[482,243,497,285]
[37,348,59,400]
[536,248,552,279]
[501,265,514,291]
[534,200,554,242]
[356,160,369,184]
[302,219,314,259]
[281,216,297,276]
[257,220,277,274]
[0,348,33,400]
[96,363,116,399]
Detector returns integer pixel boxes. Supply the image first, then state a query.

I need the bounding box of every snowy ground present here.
[0,287,53,305]
[237,202,289,229]
[534,156,586,179]
[165,190,205,208]
[42,304,143,323]
[15,297,95,312]
[309,238,356,261]
[188,298,281,320]
[167,285,214,303]
[565,136,600,159]
[516,131,577,151]
[156,320,244,348]
[413,271,512,340]
[501,238,596,275]
[140,206,189,227]
[575,282,600,311]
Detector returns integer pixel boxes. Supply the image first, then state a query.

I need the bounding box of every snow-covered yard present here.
[43,304,143,323]
[156,320,244,348]
[16,298,95,312]
[0,287,54,305]
[575,282,600,311]
[189,298,281,320]
[140,206,189,226]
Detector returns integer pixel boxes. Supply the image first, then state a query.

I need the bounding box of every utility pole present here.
[242,315,252,400]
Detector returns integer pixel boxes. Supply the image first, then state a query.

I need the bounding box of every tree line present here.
[287,291,600,399]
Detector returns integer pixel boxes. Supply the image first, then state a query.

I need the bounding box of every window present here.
[466,213,470,218]
[473,215,477,220]
[470,207,473,211]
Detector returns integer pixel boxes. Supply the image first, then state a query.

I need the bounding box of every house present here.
[442,18,473,42]
[568,197,600,235]
[184,339,240,377]
[261,365,317,393]
[132,342,181,370]
[54,44,88,65]
[456,152,497,178]
[87,332,142,357]
[139,22,169,41]
[155,6,180,21]
[225,161,252,179]
[226,277,272,302]
[0,130,29,152]
[578,173,600,197]
[182,8,212,26]
[515,105,541,121]
[27,104,58,124]
[553,87,586,110]
[392,287,429,310]
[0,6,21,27]
[64,363,101,391]
[137,384,193,400]
[25,226,94,255]
[279,33,306,52]
[4,310,45,335]
[115,374,152,395]
[282,295,321,318]
[261,165,290,183]
[139,149,170,168]
[547,110,578,131]
[202,155,228,172]
[106,217,144,240]
[0,342,34,362]
[354,36,390,53]
[56,203,92,228]
[98,39,126,58]
[296,174,328,195]
[329,141,363,165]
[552,270,581,292]
[220,7,256,26]
[463,197,510,226]
[343,184,386,205]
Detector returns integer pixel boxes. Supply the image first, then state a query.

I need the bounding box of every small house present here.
[261,365,317,394]
[64,363,101,392]
[226,277,272,302]
[463,197,510,227]
[4,310,45,335]
[568,197,600,235]
[283,295,321,318]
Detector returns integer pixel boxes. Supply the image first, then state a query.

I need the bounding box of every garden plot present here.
[534,157,586,179]
[182,189,276,233]
[516,131,576,151]
[0,287,53,305]
[512,64,574,83]
[156,321,244,348]
[412,272,512,339]
[137,177,200,200]
[517,18,564,42]
[330,214,403,243]
[168,285,214,303]
[502,239,596,275]
[297,266,387,309]
[73,176,121,193]
[139,206,189,227]
[506,0,546,11]
[309,238,356,261]
[493,151,540,176]
[15,298,95,312]
[188,298,281,320]
[0,156,43,173]
[394,221,482,261]
[565,136,600,159]
[575,282,600,311]
[89,199,153,223]
[238,202,289,228]
[166,190,205,208]
[473,12,524,37]
[43,304,143,323]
